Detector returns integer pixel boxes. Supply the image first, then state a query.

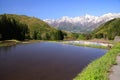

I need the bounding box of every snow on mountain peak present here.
[45,13,120,23]
[44,13,120,33]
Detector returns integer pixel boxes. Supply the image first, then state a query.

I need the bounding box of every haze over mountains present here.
[44,13,120,33]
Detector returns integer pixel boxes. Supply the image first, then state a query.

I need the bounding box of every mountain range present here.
[44,13,120,33]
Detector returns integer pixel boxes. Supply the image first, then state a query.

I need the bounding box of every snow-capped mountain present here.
[44,13,120,33]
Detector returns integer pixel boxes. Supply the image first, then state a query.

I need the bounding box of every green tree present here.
[78,34,86,40]
[33,30,38,39]
[0,14,30,40]
[56,30,64,40]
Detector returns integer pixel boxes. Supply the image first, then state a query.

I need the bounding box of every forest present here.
[0,14,64,40]
[0,14,30,40]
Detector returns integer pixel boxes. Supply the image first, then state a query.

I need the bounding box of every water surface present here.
[0,42,107,80]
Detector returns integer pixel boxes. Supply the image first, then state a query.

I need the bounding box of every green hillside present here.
[92,18,120,40]
[0,14,65,40]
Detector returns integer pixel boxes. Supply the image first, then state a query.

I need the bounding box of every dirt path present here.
[109,54,120,80]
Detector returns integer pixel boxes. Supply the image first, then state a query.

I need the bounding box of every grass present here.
[0,39,20,47]
[72,43,107,49]
[73,42,120,80]
[0,39,59,47]
[0,43,8,47]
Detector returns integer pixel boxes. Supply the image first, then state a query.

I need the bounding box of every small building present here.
[114,36,120,42]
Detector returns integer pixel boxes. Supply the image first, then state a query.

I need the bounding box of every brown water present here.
[0,42,107,80]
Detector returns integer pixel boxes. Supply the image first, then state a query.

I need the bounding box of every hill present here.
[0,14,65,40]
[92,18,120,40]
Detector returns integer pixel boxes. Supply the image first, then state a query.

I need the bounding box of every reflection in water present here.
[0,45,16,56]
[0,42,107,80]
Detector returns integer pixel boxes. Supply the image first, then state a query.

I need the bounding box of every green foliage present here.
[74,43,120,80]
[0,14,30,40]
[92,18,120,40]
[33,30,38,39]
[0,14,66,40]
[65,33,92,40]
[55,30,64,40]
[0,39,20,47]
[78,34,86,40]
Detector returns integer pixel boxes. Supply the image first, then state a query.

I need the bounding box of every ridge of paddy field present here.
[74,42,120,80]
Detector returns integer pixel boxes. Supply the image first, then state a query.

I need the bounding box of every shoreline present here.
[61,40,113,49]
[0,40,20,47]
[0,40,113,49]
[62,40,113,46]
[0,40,43,47]
[74,43,120,80]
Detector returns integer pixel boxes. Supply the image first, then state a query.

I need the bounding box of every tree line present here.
[0,14,30,40]
[0,14,64,41]
[32,29,64,40]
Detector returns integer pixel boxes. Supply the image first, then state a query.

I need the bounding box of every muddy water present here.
[0,42,107,80]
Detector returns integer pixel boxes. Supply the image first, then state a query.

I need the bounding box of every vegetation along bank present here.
[74,42,120,80]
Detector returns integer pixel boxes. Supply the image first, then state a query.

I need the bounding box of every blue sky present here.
[0,0,120,19]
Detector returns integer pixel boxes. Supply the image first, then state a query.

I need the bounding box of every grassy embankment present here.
[74,42,120,80]
[0,39,43,47]
[62,41,109,49]
[0,40,20,47]
[0,39,62,47]
[71,43,107,49]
